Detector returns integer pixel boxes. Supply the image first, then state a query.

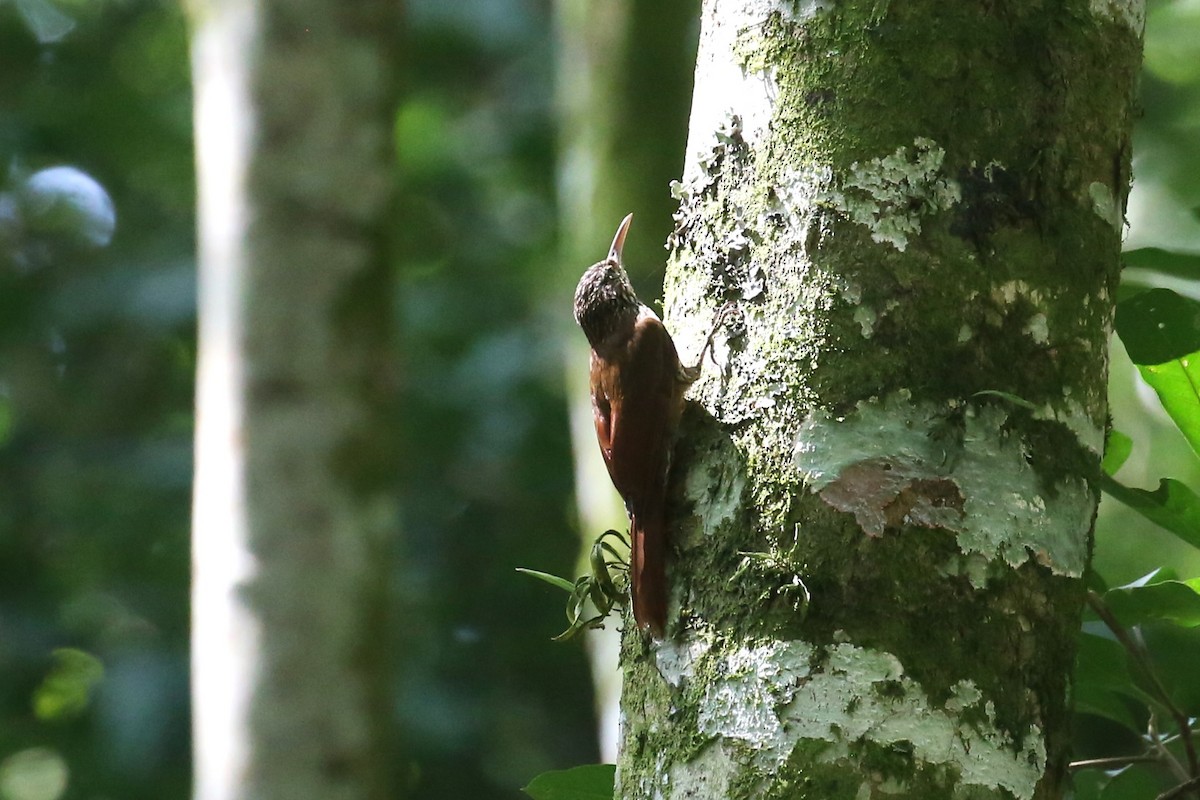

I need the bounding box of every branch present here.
[1087,591,1200,778]
[1069,755,1158,771]
[1158,775,1200,800]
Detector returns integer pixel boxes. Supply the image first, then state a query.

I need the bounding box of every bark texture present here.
[190,1,400,799]
[617,1,1143,798]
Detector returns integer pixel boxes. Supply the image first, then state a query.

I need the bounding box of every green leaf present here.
[1073,685,1140,732]
[1114,288,1200,365]
[1099,765,1167,800]
[1075,632,1134,690]
[1136,357,1200,458]
[1123,247,1200,281]
[522,764,615,800]
[1101,430,1132,476]
[1141,622,1200,715]
[1073,632,1142,730]
[1085,569,1110,593]
[516,568,576,594]
[1071,769,1105,800]
[1103,579,1200,627]
[32,648,104,721]
[1115,290,1200,456]
[1098,474,1200,549]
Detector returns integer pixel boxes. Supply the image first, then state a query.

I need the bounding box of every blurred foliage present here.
[521,763,614,800]
[2,0,604,797]
[1077,1,1200,794]
[32,648,104,722]
[1098,0,1200,584]
[0,747,69,800]
[1076,286,1200,798]
[390,1,599,797]
[0,0,193,798]
[3,0,1200,798]
[0,0,604,796]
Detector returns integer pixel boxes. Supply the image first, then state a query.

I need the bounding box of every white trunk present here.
[191,3,257,795]
[554,0,636,762]
[190,1,399,798]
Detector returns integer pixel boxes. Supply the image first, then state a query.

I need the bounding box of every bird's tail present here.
[629,510,667,638]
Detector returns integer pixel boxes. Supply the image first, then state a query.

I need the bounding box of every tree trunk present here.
[554,0,698,760]
[617,1,1143,798]
[190,2,401,799]
[555,0,634,759]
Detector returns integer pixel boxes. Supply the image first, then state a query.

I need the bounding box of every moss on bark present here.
[616,0,1142,797]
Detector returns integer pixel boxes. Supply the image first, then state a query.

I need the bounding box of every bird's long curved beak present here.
[608,213,633,262]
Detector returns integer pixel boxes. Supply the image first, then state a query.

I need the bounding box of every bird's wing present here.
[590,312,682,636]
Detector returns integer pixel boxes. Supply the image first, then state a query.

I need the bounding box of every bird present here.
[573,213,720,637]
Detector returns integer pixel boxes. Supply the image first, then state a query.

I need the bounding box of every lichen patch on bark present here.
[794,394,1094,578]
[826,138,962,251]
[1090,0,1145,32]
[655,634,714,688]
[689,639,1046,798]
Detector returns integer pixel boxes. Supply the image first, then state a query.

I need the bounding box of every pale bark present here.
[554,0,698,760]
[618,1,1144,798]
[190,1,400,799]
[555,0,632,758]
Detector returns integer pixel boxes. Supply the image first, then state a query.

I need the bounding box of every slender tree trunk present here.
[555,0,632,759]
[554,0,698,760]
[618,1,1143,797]
[189,2,401,798]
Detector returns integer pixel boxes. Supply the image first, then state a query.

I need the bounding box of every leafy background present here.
[0,0,1198,798]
